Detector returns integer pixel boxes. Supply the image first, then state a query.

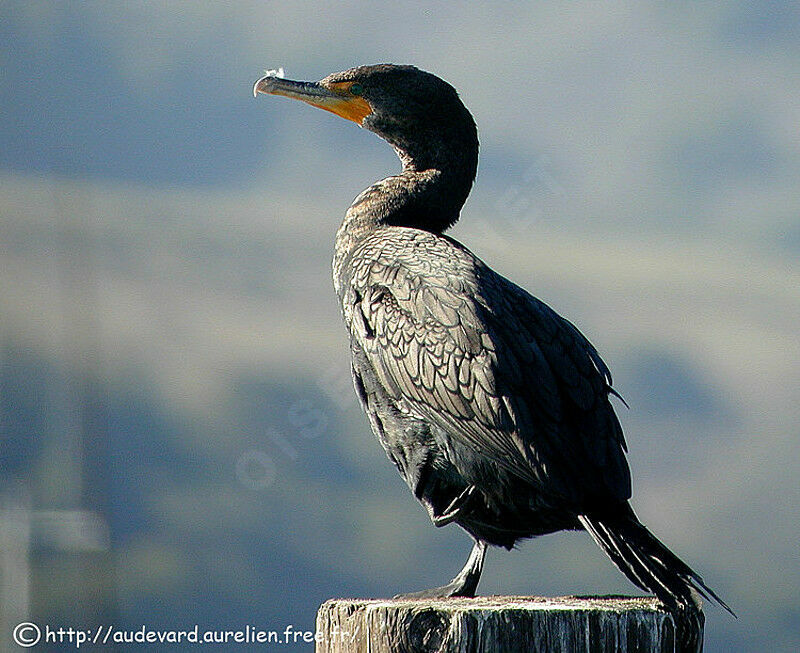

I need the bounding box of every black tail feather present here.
[578,512,735,618]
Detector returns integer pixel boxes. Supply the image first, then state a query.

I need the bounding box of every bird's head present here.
[254,64,477,170]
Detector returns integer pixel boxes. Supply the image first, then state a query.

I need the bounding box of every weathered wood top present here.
[317,595,698,652]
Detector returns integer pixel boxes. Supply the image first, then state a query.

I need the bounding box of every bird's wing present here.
[344,229,631,504]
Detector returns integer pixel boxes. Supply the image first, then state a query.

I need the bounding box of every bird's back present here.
[337,225,632,524]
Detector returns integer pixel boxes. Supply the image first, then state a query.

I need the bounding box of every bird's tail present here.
[578,511,734,619]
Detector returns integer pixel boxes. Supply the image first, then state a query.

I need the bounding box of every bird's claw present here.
[432,485,477,527]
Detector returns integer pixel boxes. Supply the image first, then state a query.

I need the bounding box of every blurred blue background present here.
[1,2,798,651]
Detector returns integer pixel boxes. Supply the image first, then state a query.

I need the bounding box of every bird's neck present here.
[348,167,467,227]
[333,128,477,294]
[336,138,476,244]
[332,168,464,288]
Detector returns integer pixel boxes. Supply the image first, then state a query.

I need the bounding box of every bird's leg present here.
[432,485,477,527]
[394,539,487,599]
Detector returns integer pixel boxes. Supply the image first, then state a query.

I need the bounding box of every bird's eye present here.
[350,83,364,96]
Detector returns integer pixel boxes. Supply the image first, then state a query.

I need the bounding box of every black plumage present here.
[254,64,732,636]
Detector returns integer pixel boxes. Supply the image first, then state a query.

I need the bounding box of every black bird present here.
[254,64,732,627]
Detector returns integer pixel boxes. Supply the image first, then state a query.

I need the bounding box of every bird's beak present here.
[253,74,372,126]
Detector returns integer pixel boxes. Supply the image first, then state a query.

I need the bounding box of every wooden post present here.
[316,595,702,652]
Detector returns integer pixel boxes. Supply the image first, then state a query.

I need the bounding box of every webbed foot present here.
[393,540,487,599]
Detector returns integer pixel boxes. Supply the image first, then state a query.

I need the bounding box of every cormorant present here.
[254,64,732,634]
